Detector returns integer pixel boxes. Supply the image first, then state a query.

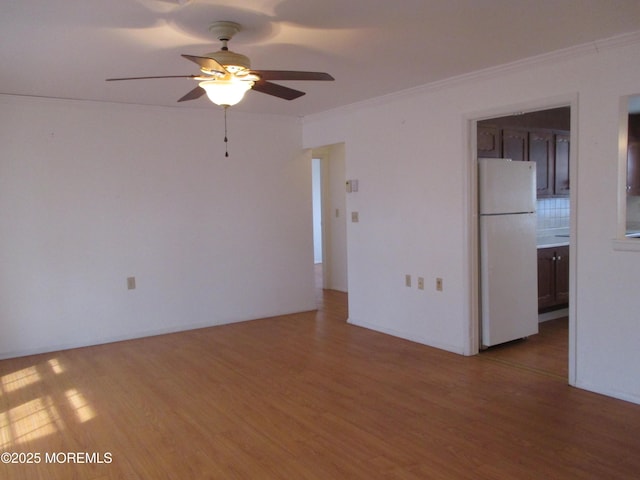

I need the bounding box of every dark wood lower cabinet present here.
[537,248,555,309]
[538,246,569,311]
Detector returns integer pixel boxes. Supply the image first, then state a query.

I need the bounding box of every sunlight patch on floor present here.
[0,410,10,449]
[6,396,63,445]
[1,366,41,393]
[65,388,96,423]
[1,357,97,449]
[48,358,65,374]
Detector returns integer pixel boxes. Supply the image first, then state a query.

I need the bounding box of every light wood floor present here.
[1,280,639,479]
[481,316,569,380]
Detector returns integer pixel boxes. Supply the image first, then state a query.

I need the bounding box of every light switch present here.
[127,276,136,290]
[351,211,359,222]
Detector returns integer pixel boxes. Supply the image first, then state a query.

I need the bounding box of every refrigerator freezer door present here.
[479,158,536,215]
[480,213,538,347]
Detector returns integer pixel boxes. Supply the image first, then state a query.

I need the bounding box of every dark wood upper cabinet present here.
[502,129,528,162]
[477,125,570,197]
[529,131,554,196]
[554,133,571,197]
[477,125,501,158]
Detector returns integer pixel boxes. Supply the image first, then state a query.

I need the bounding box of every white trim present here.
[575,380,640,405]
[612,239,640,252]
[347,318,465,355]
[463,119,479,356]
[0,92,299,123]
[567,100,579,387]
[539,308,569,322]
[305,31,640,122]
[0,315,280,361]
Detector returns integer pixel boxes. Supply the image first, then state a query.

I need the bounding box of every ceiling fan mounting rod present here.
[209,21,241,43]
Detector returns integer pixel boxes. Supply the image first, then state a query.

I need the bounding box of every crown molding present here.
[306,30,640,122]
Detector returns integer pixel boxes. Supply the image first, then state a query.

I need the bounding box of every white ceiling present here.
[2,0,639,117]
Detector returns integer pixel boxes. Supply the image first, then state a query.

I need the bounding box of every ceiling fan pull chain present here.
[224,105,229,157]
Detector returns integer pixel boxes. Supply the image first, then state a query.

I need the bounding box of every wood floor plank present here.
[1,286,640,479]
[480,316,569,378]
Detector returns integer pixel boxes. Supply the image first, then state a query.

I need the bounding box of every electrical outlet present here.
[127,276,136,290]
[418,277,425,290]
[351,211,359,223]
[436,277,443,291]
[405,274,412,287]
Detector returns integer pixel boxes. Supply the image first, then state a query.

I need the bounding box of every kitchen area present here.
[477,107,571,368]
[627,95,640,238]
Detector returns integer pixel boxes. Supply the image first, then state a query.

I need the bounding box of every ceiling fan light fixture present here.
[107,19,333,110]
[204,50,251,72]
[199,78,254,107]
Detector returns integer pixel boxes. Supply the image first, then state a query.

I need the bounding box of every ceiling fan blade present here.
[106,75,199,81]
[252,80,306,100]
[178,86,206,102]
[252,70,334,81]
[181,54,227,75]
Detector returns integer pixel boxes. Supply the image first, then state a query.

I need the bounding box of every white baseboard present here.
[538,307,568,322]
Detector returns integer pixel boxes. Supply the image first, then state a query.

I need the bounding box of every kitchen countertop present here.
[537,235,570,248]
[537,228,570,248]
[538,231,640,248]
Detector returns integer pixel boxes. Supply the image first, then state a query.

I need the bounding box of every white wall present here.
[303,33,640,404]
[0,95,316,359]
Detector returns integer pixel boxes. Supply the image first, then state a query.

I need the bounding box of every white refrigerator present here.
[479,158,538,347]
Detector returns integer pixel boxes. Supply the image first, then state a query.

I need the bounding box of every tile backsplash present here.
[537,197,570,233]
[536,196,640,234]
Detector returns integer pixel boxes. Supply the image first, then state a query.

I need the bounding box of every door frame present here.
[464,94,578,387]
[313,148,331,290]
[312,143,348,292]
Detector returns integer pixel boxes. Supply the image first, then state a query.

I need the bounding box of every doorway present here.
[312,157,324,288]
[311,143,348,295]
[475,105,572,380]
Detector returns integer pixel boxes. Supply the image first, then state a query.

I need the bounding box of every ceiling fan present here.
[106,21,335,108]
